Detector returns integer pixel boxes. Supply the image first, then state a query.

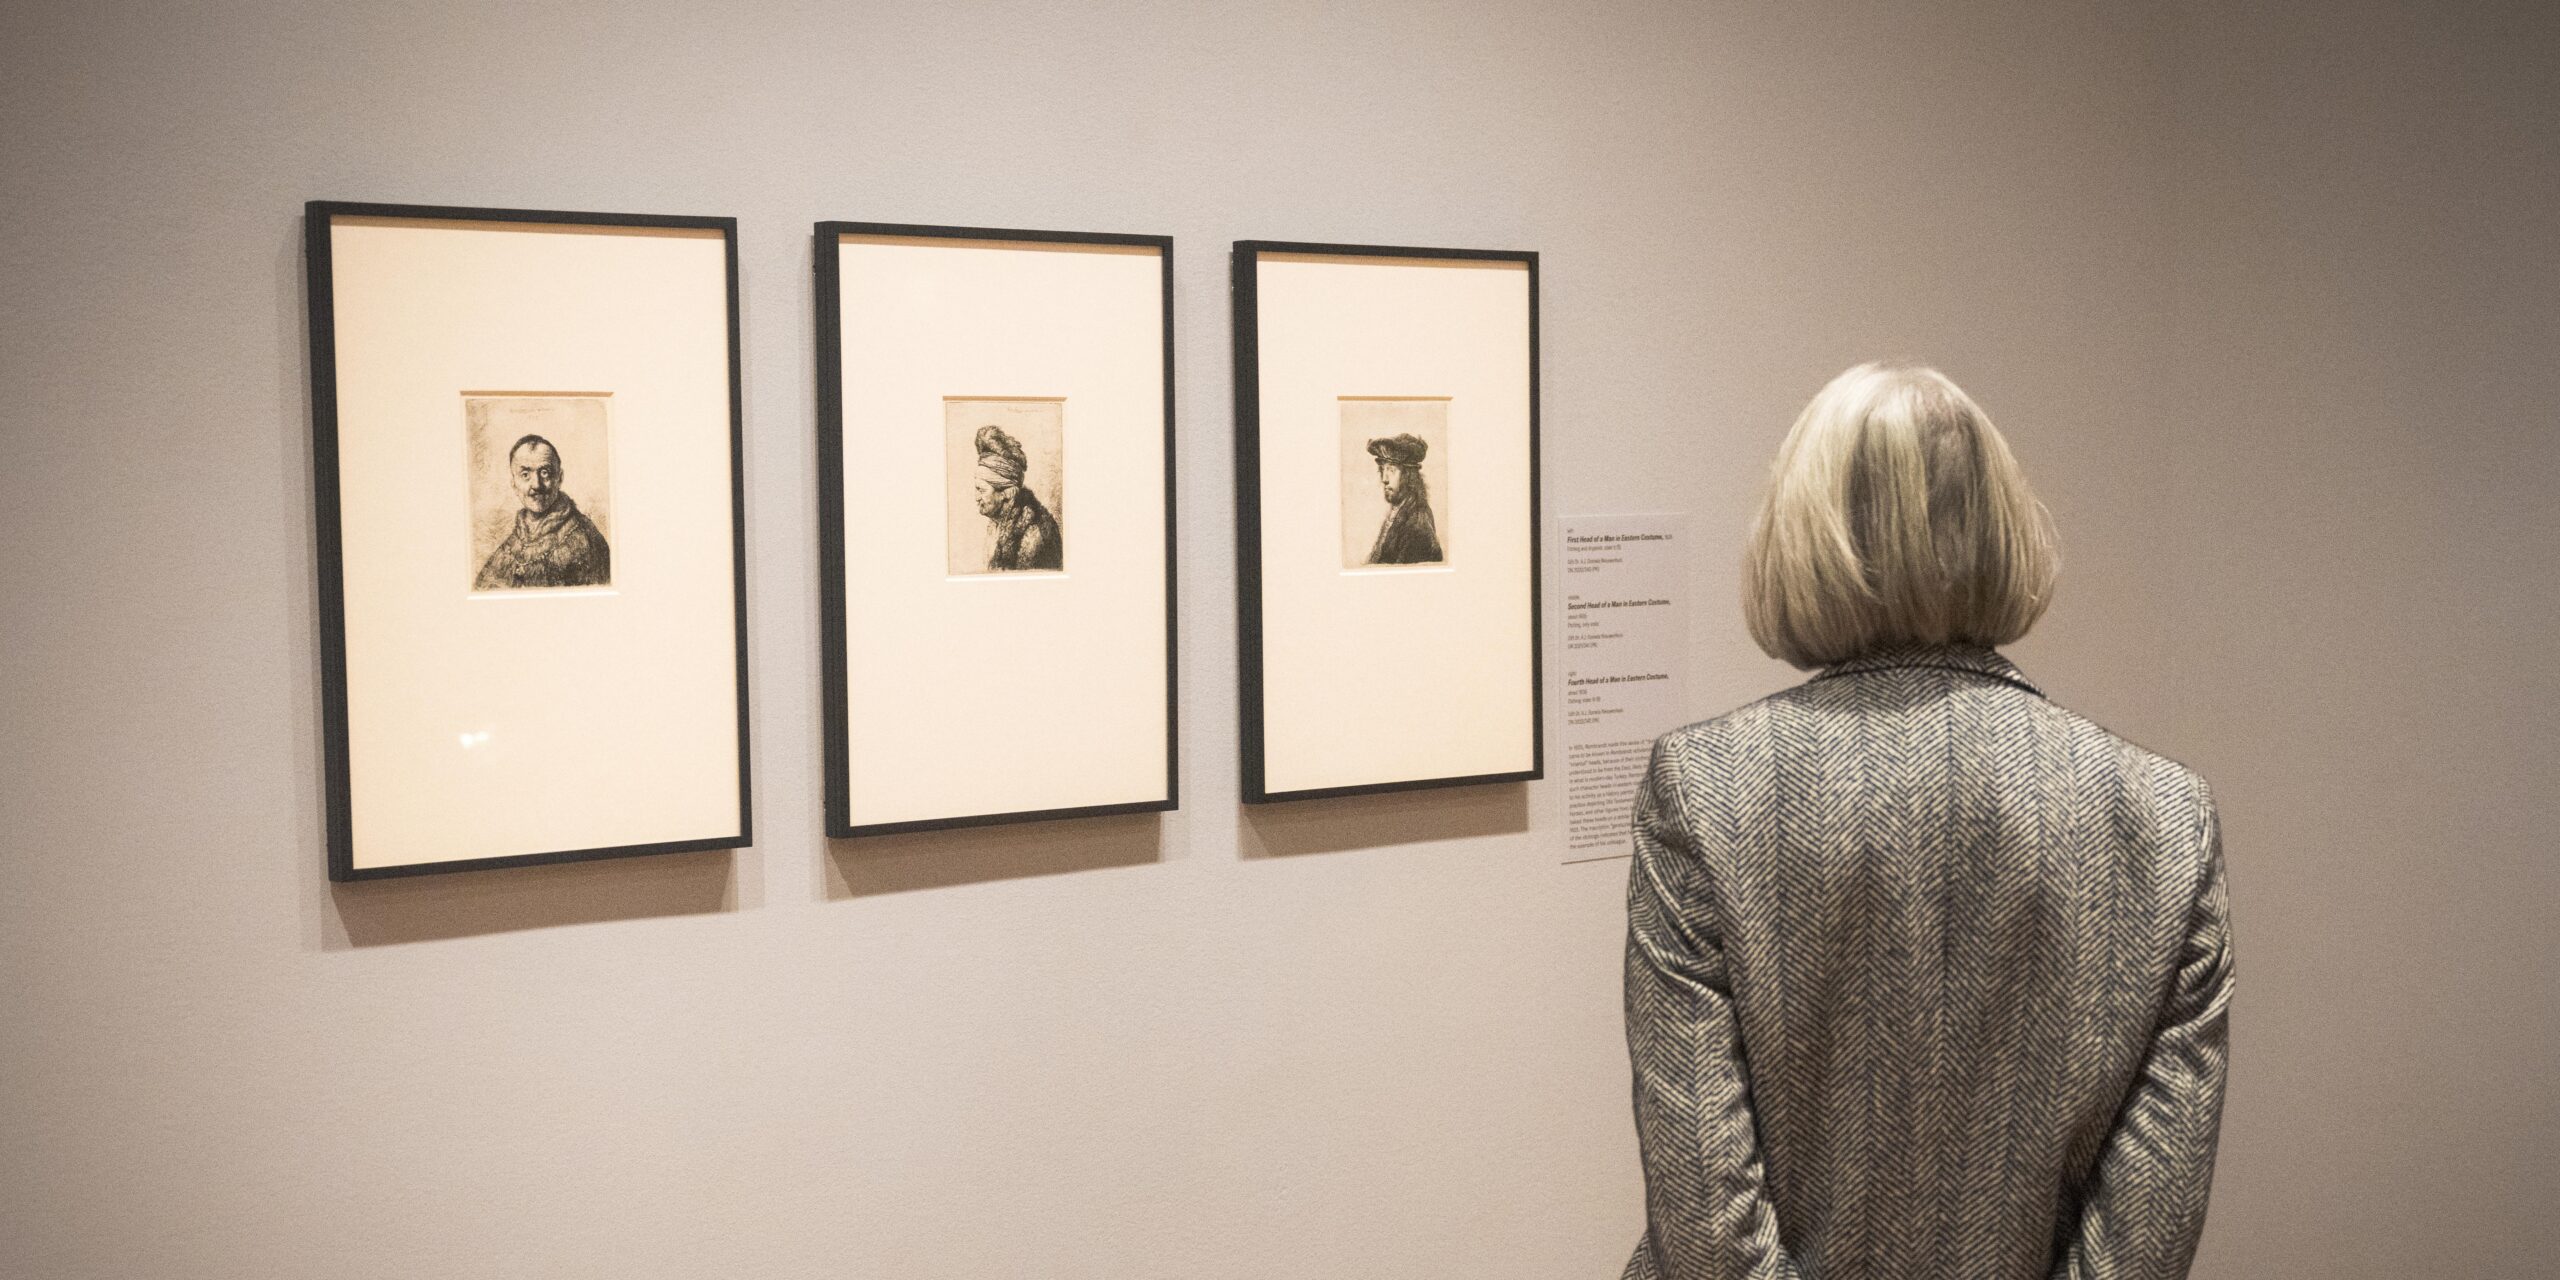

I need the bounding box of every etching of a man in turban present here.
[972,424,1062,571]
[1364,432,1443,565]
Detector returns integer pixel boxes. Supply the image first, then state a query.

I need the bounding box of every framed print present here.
[816,222,1177,836]
[1233,240,1542,802]
[305,201,750,880]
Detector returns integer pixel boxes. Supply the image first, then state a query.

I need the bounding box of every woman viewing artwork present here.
[1620,364,2234,1280]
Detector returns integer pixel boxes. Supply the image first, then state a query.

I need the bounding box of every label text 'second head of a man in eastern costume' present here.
[474,433,611,590]
[1364,432,1443,565]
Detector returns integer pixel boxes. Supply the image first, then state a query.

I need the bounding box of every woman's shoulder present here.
[1647,690,1788,767]
[1653,668,2213,812]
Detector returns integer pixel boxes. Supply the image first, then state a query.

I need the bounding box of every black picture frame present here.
[305,200,753,881]
[814,221,1180,837]
[1231,239,1545,804]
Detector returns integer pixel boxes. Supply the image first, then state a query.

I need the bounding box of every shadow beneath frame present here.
[1237,783,1531,859]
[824,812,1164,899]
[322,848,739,948]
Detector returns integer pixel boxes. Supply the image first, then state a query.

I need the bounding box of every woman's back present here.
[1623,643,2232,1280]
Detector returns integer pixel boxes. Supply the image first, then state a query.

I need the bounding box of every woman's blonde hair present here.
[1743,362,2059,669]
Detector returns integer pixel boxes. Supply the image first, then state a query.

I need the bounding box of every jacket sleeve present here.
[2051,785,2236,1280]
[1623,738,1799,1280]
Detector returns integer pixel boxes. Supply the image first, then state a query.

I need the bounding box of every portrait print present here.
[465,395,613,592]
[1339,397,1451,568]
[944,397,1066,575]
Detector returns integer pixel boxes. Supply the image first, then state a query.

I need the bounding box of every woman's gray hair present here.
[1743,362,2060,669]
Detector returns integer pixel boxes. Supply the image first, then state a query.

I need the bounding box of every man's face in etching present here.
[1376,459,1412,504]
[510,441,564,516]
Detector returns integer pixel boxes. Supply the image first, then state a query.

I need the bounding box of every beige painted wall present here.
[2161,2,2560,1273]
[0,1,2546,1276]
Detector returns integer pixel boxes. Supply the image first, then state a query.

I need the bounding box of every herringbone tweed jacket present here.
[1623,643,2232,1280]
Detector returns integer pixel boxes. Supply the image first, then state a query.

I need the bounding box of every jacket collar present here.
[1812,642,2044,698]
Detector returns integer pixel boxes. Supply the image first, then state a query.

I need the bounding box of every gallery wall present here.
[2158,1,2560,1272]
[0,0,2547,1276]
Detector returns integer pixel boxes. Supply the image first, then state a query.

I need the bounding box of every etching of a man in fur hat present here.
[1363,432,1444,565]
[971,424,1063,572]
